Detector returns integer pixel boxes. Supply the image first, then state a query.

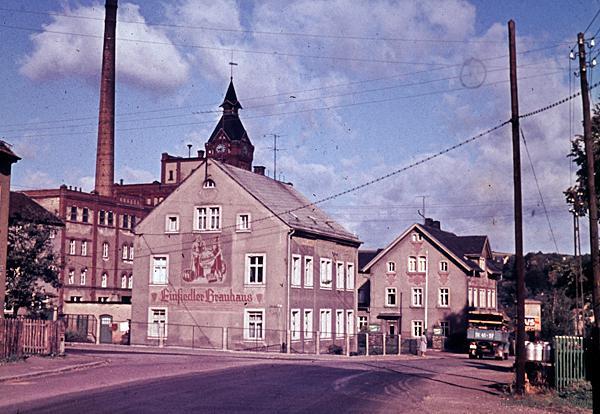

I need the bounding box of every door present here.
[99,315,113,344]
[387,320,399,354]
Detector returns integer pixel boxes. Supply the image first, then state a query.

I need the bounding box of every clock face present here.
[216,144,227,153]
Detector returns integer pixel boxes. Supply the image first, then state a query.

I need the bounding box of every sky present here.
[0,0,598,254]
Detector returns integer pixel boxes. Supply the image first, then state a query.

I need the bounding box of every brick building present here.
[358,218,501,347]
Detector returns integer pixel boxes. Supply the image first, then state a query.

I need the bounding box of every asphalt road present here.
[0,348,529,414]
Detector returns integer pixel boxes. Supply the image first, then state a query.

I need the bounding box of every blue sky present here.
[0,0,598,253]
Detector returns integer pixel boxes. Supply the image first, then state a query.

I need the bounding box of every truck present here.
[467,311,509,360]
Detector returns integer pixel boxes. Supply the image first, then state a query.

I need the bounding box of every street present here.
[0,347,547,413]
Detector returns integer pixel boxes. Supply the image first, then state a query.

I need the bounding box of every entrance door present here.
[387,320,399,354]
[99,315,113,344]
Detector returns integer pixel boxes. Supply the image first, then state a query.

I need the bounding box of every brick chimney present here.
[253,166,266,176]
[94,0,118,197]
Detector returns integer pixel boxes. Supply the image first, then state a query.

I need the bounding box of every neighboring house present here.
[358,218,501,347]
[0,142,20,315]
[130,157,361,352]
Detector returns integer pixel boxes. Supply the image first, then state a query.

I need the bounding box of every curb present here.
[0,360,109,383]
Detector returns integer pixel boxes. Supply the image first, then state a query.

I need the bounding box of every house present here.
[130,156,361,352]
[358,218,501,348]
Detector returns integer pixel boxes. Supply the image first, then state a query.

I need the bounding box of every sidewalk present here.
[0,353,108,383]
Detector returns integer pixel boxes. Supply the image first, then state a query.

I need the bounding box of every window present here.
[102,242,109,259]
[320,309,332,339]
[346,263,355,290]
[411,232,423,242]
[320,258,332,288]
[129,244,134,260]
[80,269,87,285]
[244,310,264,340]
[151,256,168,285]
[69,240,76,255]
[411,287,423,307]
[70,206,77,221]
[479,258,486,271]
[82,208,89,223]
[99,210,106,225]
[122,244,129,261]
[101,273,108,288]
[418,256,427,272]
[491,289,496,308]
[246,254,265,285]
[411,320,424,338]
[439,288,449,307]
[131,216,136,228]
[440,321,450,337]
[123,214,129,229]
[68,269,75,284]
[148,308,167,338]
[121,274,127,289]
[107,211,114,226]
[387,261,396,273]
[473,288,479,307]
[165,215,179,233]
[358,316,368,332]
[98,296,108,303]
[386,287,397,306]
[203,179,216,188]
[487,289,492,309]
[81,241,87,256]
[70,296,82,303]
[479,289,486,308]
[128,274,133,289]
[303,309,313,339]
[195,206,221,231]
[304,257,314,287]
[468,287,474,307]
[336,262,344,290]
[336,310,344,338]
[291,255,301,287]
[439,261,448,272]
[408,256,416,272]
[236,214,250,231]
[346,310,355,335]
[290,309,301,341]
[168,170,174,181]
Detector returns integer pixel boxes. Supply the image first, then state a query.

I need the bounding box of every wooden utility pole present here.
[577,31,600,409]
[508,20,526,394]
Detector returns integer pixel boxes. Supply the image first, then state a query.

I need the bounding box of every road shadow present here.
[464,360,513,373]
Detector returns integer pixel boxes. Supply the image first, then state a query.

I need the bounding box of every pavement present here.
[0,342,446,383]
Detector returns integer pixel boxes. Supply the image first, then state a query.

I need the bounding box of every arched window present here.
[101,273,108,288]
[122,244,128,260]
[121,274,127,289]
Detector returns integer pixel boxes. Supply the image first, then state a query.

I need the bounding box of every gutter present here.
[286,228,295,353]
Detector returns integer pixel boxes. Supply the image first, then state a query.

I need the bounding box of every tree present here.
[5,221,60,318]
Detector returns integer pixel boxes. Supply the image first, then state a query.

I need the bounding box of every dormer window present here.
[203,179,216,189]
[387,261,396,273]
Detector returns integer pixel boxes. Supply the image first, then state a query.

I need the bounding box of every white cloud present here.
[20,2,190,92]
[118,166,155,183]
[20,171,59,189]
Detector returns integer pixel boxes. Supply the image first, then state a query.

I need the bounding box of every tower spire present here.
[94,0,118,197]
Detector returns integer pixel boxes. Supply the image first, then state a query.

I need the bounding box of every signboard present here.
[525,300,542,332]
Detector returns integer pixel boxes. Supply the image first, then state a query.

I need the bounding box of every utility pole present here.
[508,20,526,395]
[577,31,600,409]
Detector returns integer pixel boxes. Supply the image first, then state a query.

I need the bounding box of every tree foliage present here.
[5,221,60,318]
[499,252,593,340]
[565,104,600,215]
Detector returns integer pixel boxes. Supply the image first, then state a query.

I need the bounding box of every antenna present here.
[264,134,285,180]
[416,195,429,220]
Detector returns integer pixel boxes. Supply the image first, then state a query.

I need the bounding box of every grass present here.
[504,381,592,413]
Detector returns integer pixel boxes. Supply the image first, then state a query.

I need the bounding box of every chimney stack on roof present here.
[253,166,266,176]
[424,218,441,229]
[94,0,118,197]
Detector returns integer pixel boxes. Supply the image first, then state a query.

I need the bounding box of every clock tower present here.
[205,78,254,170]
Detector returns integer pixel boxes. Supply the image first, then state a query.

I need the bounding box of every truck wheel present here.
[503,353,508,360]
[469,353,476,359]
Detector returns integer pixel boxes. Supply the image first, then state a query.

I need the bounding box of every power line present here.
[0,6,570,46]
[584,8,600,35]
[520,127,559,252]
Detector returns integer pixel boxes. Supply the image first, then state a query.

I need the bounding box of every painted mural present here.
[183,235,227,284]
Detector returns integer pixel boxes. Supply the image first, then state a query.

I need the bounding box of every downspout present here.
[424,250,429,333]
[286,228,295,353]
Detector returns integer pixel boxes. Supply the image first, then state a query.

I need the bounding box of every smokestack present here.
[94,0,118,197]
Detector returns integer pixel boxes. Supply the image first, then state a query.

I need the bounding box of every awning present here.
[377,313,401,320]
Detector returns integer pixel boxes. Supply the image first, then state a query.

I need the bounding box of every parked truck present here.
[467,311,509,360]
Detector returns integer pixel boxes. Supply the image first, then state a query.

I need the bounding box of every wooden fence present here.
[554,335,586,391]
[0,318,63,360]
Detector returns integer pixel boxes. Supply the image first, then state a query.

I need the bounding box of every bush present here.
[558,381,592,410]
[327,344,343,355]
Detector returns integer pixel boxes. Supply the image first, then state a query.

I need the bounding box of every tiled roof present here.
[219,161,360,245]
[359,249,382,269]
[421,225,487,271]
[10,192,64,226]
